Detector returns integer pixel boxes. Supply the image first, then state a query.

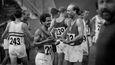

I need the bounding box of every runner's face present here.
[98,0,115,21]
[67,5,76,18]
[45,17,51,27]
[83,11,89,19]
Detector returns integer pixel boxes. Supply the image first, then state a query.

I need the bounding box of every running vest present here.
[67,19,83,44]
[37,28,54,55]
[53,19,67,39]
[93,15,105,42]
[9,21,24,46]
[94,15,105,34]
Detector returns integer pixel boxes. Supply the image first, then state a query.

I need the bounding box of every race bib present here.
[55,27,65,38]
[44,45,52,55]
[9,36,21,45]
[67,33,75,41]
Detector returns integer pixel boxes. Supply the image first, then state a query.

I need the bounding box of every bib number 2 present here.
[44,45,52,55]
[68,33,75,41]
[10,37,21,45]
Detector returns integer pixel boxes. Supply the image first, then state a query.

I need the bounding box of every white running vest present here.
[92,15,105,42]
[9,21,24,46]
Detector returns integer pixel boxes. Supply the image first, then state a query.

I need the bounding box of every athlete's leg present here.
[20,56,28,65]
[9,45,17,65]
[73,62,82,65]
[2,39,9,65]
[26,48,30,60]
[2,49,9,65]
[82,55,89,65]
[58,53,64,65]
[56,41,65,65]
[63,60,70,65]
[53,52,58,65]
[17,45,28,65]
[10,55,17,65]
[88,44,96,65]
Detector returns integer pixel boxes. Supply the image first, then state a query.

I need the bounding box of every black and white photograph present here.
[0,0,115,65]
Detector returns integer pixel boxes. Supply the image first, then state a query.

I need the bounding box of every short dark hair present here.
[14,10,22,18]
[40,13,51,24]
[10,15,15,21]
[50,8,59,16]
[72,5,81,15]
[59,7,66,13]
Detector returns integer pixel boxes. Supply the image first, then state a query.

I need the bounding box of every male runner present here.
[90,13,105,43]
[95,0,115,65]
[2,11,33,65]
[49,7,69,65]
[49,8,60,65]
[34,13,54,65]
[62,4,84,65]
[1,15,15,65]
[81,10,90,65]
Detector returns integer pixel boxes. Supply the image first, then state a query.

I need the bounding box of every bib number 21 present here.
[44,45,52,55]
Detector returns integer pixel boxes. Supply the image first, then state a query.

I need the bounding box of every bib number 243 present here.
[10,37,21,45]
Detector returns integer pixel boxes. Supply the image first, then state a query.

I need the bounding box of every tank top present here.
[9,21,24,46]
[94,15,105,33]
[37,28,54,55]
[53,19,67,39]
[67,19,83,44]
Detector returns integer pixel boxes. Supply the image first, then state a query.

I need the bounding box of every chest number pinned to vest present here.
[44,45,52,55]
[55,27,65,38]
[67,33,75,41]
[9,37,21,45]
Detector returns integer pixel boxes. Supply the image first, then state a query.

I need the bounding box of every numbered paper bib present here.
[67,33,75,41]
[44,45,52,55]
[9,36,22,45]
[55,27,65,39]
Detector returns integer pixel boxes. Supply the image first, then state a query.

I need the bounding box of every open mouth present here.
[47,23,50,26]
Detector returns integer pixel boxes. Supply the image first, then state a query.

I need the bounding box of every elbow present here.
[74,34,84,45]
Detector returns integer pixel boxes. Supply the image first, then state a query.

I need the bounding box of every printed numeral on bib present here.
[9,37,21,45]
[44,45,52,55]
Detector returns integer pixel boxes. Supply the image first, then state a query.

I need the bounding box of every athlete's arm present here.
[22,23,33,41]
[34,29,41,42]
[40,26,51,37]
[0,22,7,28]
[90,17,96,37]
[48,19,55,32]
[48,19,57,38]
[61,18,71,39]
[67,18,84,45]
[34,29,55,47]
[2,22,10,39]
[34,38,55,47]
